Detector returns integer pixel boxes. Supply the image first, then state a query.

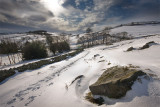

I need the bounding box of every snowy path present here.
[0,35,160,107]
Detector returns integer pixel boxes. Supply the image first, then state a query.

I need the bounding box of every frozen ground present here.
[111,24,160,37]
[0,34,160,107]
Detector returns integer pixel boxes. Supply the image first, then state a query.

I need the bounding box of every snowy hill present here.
[1,22,160,107]
[0,33,160,107]
[111,24,160,37]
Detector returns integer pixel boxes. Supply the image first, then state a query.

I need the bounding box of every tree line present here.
[78,27,131,48]
[0,32,70,65]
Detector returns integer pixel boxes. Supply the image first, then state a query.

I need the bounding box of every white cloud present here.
[50,0,115,32]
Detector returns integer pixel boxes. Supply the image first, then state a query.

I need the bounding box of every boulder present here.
[89,66,146,98]
[126,47,134,51]
[139,41,156,50]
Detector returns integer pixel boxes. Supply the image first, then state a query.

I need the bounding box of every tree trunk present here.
[7,55,12,65]
[0,56,2,66]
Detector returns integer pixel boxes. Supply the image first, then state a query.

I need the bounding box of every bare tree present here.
[86,27,93,33]
[0,56,2,66]
[102,27,111,44]
[0,38,19,65]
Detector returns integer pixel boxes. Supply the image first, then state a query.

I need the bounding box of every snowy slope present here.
[0,35,160,107]
[111,24,160,37]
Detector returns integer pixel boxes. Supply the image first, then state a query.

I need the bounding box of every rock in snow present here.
[89,66,146,98]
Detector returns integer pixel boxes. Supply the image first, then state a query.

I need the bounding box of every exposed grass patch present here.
[128,64,140,68]
[108,62,111,65]
[85,92,104,106]
[0,68,15,82]
[98,60,105,63]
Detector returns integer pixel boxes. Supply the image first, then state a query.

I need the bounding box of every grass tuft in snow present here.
[85,92,104,106]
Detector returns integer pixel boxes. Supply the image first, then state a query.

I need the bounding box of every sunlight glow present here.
[40,0,65,16]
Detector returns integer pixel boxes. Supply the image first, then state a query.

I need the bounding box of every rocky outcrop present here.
[139,41,156,50]
[89,66,146,99]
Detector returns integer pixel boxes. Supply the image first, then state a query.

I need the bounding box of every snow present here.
[0,29,160,106]
[69,35,79,49]
[111,24,160,37]
[0,53,22,67]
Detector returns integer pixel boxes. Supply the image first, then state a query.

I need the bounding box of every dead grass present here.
[85,92,104,106]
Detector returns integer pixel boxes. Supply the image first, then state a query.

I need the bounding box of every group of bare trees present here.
[78,27,112,48]
[0,38,22,65]
[78,27,131,48]
[46,34,70,55]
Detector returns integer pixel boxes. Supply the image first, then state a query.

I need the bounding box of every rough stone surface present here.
[89,66,146,98]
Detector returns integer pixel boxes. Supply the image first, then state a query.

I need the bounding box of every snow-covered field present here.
[111,24,160,37]
[0,33,160,107]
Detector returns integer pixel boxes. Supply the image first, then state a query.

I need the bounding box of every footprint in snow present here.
[7,98,16,105]
[24,96,37,106]
[48,82,54,86]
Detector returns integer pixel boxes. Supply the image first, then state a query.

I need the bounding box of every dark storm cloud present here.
[108,0,160,19]
[0,0,52,13]
[28,15,47,22]
[0,0,54,32]
[0,0,15,11]
[0,21,37,33]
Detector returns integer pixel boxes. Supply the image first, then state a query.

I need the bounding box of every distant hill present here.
[113,21,160,29]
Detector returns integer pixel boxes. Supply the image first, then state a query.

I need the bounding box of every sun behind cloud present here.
[40,0,66,16]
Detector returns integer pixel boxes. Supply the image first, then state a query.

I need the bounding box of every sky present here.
[0,0,160,33]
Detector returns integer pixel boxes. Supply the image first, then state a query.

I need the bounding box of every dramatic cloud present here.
[0,0,159,33]
[0,0,54,32]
